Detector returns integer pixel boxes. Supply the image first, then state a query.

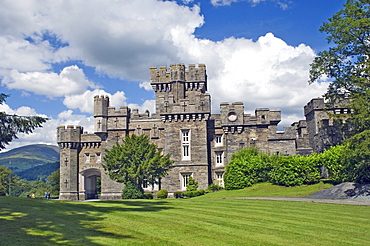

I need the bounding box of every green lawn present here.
[0,184,369,246]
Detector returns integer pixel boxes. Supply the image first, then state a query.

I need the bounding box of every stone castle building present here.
[57,64,350,200]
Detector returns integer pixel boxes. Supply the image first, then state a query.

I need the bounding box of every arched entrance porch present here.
[80,168,101,200]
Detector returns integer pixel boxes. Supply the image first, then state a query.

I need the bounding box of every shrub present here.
[312,145,345,184]
[157,189,168,199]
[122,184,144,199]
[143,193,153,199]
[224,147,274,190]
[269,155,320,186]
[186,176,198,191]
[183,191,194,198]
[174,191,184,198]
[207,184,222,192]
[195,189,205,196]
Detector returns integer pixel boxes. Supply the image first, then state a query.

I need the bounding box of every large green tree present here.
[309,0,370,134]
[0,166,18,196]
[103,134,174,197]
[0,94,48,150]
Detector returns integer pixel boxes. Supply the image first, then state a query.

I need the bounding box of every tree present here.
[103,134,174,197]
[0,166,18,196]
[341,130,370,183]
[309,0,370,134]
[0,94,48,150]
[47,169,60,196]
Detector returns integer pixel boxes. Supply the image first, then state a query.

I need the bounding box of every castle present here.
[57,64,350,200]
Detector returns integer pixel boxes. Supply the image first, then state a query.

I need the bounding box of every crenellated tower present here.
[150,64,210,120]
[94,95,109,135]
[150,64,211,191]
[57,125,83,200]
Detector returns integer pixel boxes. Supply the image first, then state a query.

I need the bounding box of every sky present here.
[0,0,347,151]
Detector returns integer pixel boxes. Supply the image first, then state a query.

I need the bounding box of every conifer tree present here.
[0,93,48,150]
[103,134,174,196]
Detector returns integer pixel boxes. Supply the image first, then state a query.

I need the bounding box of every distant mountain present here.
[0,144,59,173]
[16,161,59,182]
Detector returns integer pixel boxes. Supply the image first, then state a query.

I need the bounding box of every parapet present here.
[94,95,110,116]
[107,106,129,116]
[57,125,83,143]
[304,98,325,116]
[150,64,206,83]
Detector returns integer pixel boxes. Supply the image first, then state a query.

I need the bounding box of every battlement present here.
[150,64,206,83]
[304,98,325,116]
[57,125,83,143]
[107,106,129,116]
[94,95,110,116]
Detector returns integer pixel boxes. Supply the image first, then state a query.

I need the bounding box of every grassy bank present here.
[0,183,369,246]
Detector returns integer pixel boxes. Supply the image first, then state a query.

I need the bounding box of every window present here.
[96,152,101,162]
[84,153,90,163]
[216,172,224,187]
[215,135,223,147]
[181,173,192,191]
[181,130,191,160]
[215,151,223,166]
[142,179,149,189]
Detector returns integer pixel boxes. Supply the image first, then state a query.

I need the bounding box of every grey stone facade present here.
[58,64,348,200]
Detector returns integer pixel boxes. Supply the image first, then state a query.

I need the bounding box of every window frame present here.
[181,129,191,160]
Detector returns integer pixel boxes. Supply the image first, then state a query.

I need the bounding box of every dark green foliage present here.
[183,190,206,198]
[17,162,59,182]
[0,166,18,196]
[309,0,370,135]
[14,180,52,198]
[103,134,174,196]
[186,176,198,191]
[269,155,321,187]
[342,130,370,183]
[311,145,346,184]
[224,148,273,190]
[174,191,184,198]
[157,189,168,199]
[122,184,144,199]
[47,169,60,196]
[0,94,48,150]
[143,193,153,199]
[207,184,223,192]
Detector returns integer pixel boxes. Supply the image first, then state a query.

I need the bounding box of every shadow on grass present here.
[0,197,172,246]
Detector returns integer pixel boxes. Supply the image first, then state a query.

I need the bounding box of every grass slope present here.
[1,184,369,246]
[0,144,59,172]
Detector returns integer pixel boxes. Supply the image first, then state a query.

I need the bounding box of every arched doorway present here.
[81,169,101,199]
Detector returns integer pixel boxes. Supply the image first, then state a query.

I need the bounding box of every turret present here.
[94,95,109,133]
[57,125,83,201]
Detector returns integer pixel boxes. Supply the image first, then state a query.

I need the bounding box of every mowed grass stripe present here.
[1,182,370,246]
[91,199,370,245]
[177,199,370,244]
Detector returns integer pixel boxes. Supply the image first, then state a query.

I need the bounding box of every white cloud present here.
[2,65,98,98]
[0,0,328,150]
[128,100,156,115]
[0,36,53,72]
[63,89,127,114]
[210,0,291,9]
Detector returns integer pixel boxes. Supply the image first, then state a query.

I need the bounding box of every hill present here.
[0,144,59,174]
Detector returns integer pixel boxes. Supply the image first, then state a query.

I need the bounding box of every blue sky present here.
[0,0,346,150]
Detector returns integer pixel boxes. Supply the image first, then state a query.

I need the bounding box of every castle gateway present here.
[58,64,349,200]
